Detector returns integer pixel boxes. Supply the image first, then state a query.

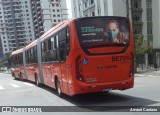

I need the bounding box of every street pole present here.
[126,0,136,72]
[130,0,137,73]
[126,0,129,18]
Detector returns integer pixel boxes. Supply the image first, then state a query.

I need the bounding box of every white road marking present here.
[0,85,4,89]
[11,84,20,88]
[135,85,160,88]
[135,74,145,77]
[148,75,154,77]
[22,82,34,86]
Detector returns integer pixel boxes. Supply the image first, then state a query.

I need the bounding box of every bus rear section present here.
[71,17,134,95]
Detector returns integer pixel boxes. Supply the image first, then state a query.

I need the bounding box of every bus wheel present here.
[12,72,16,80]
[55,79,63,98]
[35,75,40,87]
[19,73,23,81]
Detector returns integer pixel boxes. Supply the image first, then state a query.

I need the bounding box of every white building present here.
[71,0,128,18]
[71,0,160,68]
[152,0,160,68]
[0,0,35,54]
[31,0,68,39]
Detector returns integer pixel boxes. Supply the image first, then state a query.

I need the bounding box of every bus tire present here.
[55,78,63,98]
[19,73,23,81]
[12,72,16,80]
[35,74,40,87]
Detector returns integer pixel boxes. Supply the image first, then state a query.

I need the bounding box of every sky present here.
[66,0,73,18]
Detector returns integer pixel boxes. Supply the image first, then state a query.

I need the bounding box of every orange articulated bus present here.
[10,16,134,97]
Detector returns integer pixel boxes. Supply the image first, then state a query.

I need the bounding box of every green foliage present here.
[134,35,151,64]
[0,61,7,67]
[135,35,148,56]
[5,52,12,60]
[0,52,12,68]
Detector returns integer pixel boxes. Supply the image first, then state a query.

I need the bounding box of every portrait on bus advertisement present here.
[75,18,130,47]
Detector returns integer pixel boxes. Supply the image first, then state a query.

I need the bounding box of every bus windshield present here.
[75,17,130,48]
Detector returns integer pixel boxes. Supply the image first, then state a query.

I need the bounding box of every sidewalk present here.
[0,70,11,74]
[136,67,160,74]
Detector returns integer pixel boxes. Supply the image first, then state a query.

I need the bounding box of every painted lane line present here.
[22,83,34,86]
[135,85,160,88]
[148,75,154,77]
[0,85,5,89]
[135,74,145,77]
[11,84,20,88]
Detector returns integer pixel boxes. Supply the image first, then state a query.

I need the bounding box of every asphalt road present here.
[0,71,160,114]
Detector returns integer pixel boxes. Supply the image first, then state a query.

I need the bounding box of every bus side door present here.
[59,40,69,95]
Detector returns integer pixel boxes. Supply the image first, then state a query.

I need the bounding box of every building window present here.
[147,14,152,21]
[133,28,142,34]
[91,11,95,16]
[146,0,152,8]
[84,2,87,9]
[132,0,141,8]
[133,14,142,21]
[98,8,101,15]
[90,0,94,5]
[149,41,153,47]
[147,28,152,34]
[79,4,81,11]
[74,7,77,14]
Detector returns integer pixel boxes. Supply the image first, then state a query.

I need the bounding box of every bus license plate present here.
[102,88,112,92]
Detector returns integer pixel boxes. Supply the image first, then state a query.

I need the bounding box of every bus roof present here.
[73,16,128,21]
[10,48,24,57]
[25,39,38,50]
[40,19,72,42]
[10,19,74,55]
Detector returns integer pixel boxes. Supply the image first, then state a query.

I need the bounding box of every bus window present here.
[48,39,52,50]
[33,46,38,63]
[75,18,130,55]
[59,40,66,62]
[41,42,47,62]
[66,27,70,56]
[49,36,57,62]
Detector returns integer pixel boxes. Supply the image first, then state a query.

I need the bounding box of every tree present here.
[134,35,151,66]
[0,52,12,71]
